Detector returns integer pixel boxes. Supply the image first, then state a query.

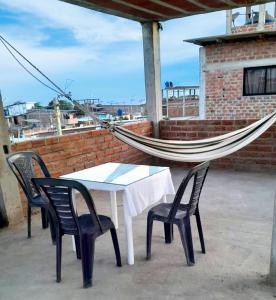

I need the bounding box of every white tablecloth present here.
[123,169,175,217]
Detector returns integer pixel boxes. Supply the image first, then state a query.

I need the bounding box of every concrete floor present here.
[0,168,276,299]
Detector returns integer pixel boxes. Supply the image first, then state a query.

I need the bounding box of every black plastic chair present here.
[6,151,55,242]
[32,178,122,288]
[146,161,210,266]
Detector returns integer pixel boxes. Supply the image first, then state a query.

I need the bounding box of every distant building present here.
[161,86,199,118]
[4,101,35,119]
[186,4,276,120]
[102,103,146,116]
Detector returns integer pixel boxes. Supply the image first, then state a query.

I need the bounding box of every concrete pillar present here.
[258,4,266,31]
[0,93,23,227]
[245,6,252,24]
[199,47,206,120]
[141,22,162,137]
[226,10,232,34]
[269,192,276,285]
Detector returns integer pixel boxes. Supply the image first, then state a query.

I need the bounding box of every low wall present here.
[160,119,276,172]
[11,121,153,215]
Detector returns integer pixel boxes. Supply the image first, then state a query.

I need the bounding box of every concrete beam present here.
[202,57,276,72]
[0,93,23,227]
[141,21,163,137]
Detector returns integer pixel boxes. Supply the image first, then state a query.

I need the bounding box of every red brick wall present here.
[205,38,276,119]
[231,23,275,34]
[160,119,276,172]
[11,121,153,215]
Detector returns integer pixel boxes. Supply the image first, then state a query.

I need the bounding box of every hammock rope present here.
[110,111,276,162]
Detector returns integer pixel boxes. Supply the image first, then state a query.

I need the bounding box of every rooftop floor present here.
[0,168,276,299]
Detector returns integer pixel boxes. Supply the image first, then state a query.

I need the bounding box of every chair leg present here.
[74,235,81,260]
[80,235,95,288]
[41,208,48,229]
[27,205,31,238]
[56,234,62,283]
[177,218,195,266]
[146,214,153,260]
[164,222,173,244]
[110,227,122,267]
[48,213,56,245]
[195,211,206,254]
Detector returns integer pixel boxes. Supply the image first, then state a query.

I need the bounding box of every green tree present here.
[33,102,44,109]
[74,105,85,116]
[48,99,73,110]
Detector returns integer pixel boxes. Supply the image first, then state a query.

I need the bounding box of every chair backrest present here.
[6,151,51,203]
[32,178,103,236]
[168,161,210,221]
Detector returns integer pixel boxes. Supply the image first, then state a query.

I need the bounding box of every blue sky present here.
[0,0,273,106]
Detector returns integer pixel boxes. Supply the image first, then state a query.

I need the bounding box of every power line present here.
[0,34,102,125]
[0,35,67,97]
[0,37,60,94]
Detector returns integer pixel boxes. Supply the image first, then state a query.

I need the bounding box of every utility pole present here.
[53,98,62,136]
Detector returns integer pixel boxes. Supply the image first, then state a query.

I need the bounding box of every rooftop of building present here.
[0,167,275,299]
[185,28,276,46]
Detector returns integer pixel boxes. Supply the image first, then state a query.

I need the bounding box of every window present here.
[243,65,276,96]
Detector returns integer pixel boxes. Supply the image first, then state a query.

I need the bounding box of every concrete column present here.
[258,4,266,31]
[245,6,252,24]
[141,22,163,137]
[199,47,206,120]
[269,192,276,285]
[0,93,23,227]
[226,10,232,34]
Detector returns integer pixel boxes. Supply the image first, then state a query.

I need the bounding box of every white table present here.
[60,162,175,265]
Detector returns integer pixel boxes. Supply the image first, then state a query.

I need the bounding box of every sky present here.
[0,0,274,106]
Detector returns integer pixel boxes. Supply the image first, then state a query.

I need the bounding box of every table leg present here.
[110,191,118,229]
[123,200,134,265]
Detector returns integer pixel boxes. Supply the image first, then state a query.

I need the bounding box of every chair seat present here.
[78,214,113,234]
[149,203,189,221]
[30,195,49,207]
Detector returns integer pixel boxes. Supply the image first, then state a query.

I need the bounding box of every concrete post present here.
[199,47,206,120]
[269,191,276,285]
[0,93,23,227]
[226,10,232,34]
[258,4,266,31]
[245,6,252,24]
[53,98,62,136]
[141,22,163,137]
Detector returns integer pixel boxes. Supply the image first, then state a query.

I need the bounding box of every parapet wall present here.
[11,121,153,215]
[160,119,276,172]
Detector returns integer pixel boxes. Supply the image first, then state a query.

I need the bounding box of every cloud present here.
[2,0,273,104]
[0,0,141,45]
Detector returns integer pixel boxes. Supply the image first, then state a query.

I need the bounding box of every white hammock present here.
[111,111,276,162]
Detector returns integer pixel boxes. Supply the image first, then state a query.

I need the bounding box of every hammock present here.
[111,111,276,162]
